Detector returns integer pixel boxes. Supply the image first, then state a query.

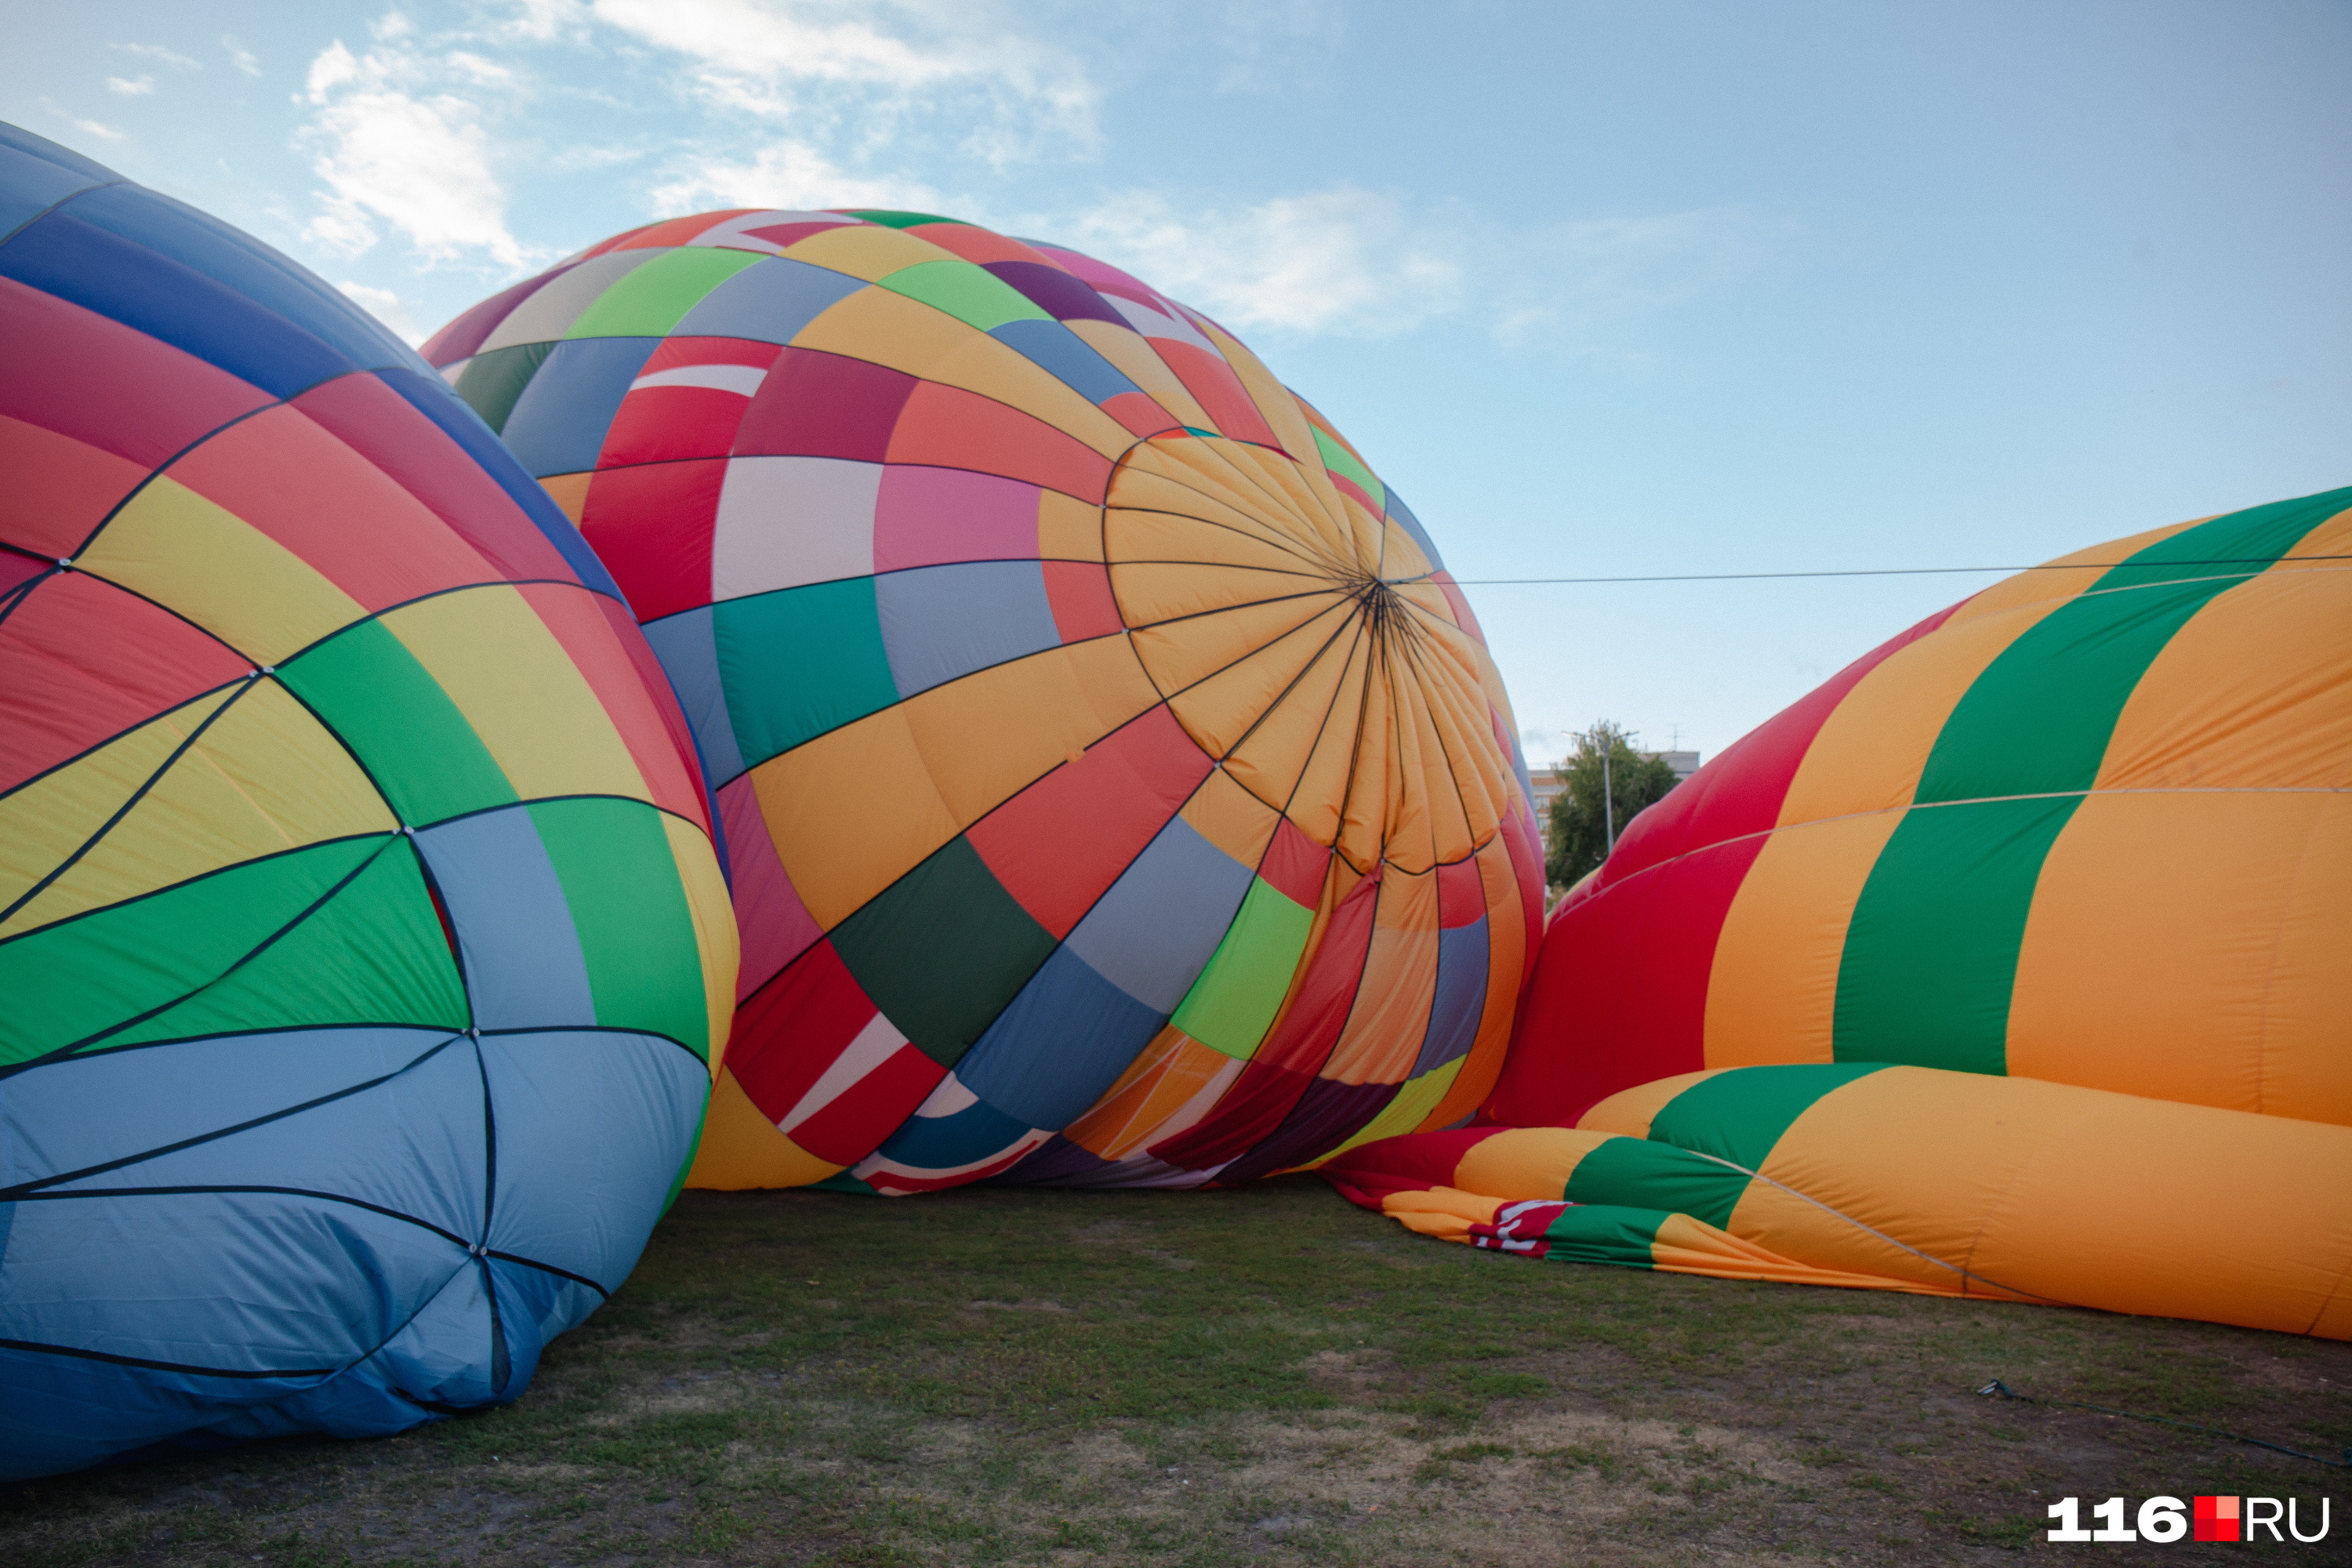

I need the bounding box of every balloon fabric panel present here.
[429,209,1544,1194]
[0,125,736,1481]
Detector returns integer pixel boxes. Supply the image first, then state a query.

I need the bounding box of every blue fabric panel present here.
[1414,917,1490,1076]
[373,367,626,602]
[953,946,1166,1128]
[642,607,746,782]
[1063,816,1254,1013]
[0,1191,464,1377]
[0,1027,459,1192]
[870,1090,1035,1172]
[33,1033,488,1245]
[0,126,114,242]
[478,1029,708,1291]
[1384,490,1446,572]
[875,560,1061,699]
[988,318,1144,405]
[0,206,350,397]
[673,256,866,343]
[64,183,416,374]
[497,336,659,477]
[482,1255,602,1400]
[415,808,597,1032]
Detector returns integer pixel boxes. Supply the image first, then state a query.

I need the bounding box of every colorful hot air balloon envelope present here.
[1334,491,2352,1338]
[425,208,1544,1194]
[0,125,736,1480]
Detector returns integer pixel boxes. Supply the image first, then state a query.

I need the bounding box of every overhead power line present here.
[1443,554,2352,586]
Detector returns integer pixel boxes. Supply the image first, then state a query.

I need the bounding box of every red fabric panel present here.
[1437,858,1486,928]
[748,220,858,249]
[1102,390,1181,438]
[0,572,249,793]
[1328,473,1378,517]
[579,459,724,620]
[884,382,1116,503]
[575,221,662,260]
[0,551,46,596]
[901,223,1052,266]
[598,337,779,468]
[1498,804,1544,985]
[1153,341,1279,449]
[419,263,572,365]
[593,591,713,817]
[1319,1126,1498,1204]
[166,404,495,612]
[1258,815,1329,906]
[0,278,269,471]
[733,347,916,463]
[789,1043,942,1167]
[1042,561,1124,643]
[969,704,1211,939]
[295,374,577,586]
[1434,572,1485,642]
[719,773,821,998]
[1483,602,1969,1127]
[729,940,876,1118]
[516,583,706,829]
[0,415,147,558]
[1149,867,1381,1169]
[619,212,753,249]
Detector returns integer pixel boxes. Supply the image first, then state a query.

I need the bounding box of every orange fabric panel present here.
[687,1068,846,1189]
[1703,811,1903,1068]
[1578,1072,1717,1138]
[1038,488,1105,563]
[1178,764,1282,869]
[1065,320,1211,430]
[2009,790,2348,1120]
[1323,895,1439,1086]
[537,471,592,524]
[1455,1125,1610,1197]
[2261,794,2352,1127]
[1648,1214,1965,1296]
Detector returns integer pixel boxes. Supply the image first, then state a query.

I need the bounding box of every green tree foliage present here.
[1544,722,1683,891]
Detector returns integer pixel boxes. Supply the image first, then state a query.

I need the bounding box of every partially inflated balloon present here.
[426,208,1543,1193]
[0,126,735,1479]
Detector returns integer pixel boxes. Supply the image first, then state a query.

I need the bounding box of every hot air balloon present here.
[1334,489,2352,1338]
[0,125,737,1480]
[424,208,1543,1194]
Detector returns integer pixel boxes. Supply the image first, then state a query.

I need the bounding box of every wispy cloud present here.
[298,37,533,267]
[40,99,125,143]
[107,75,156,97]
[336,279,425,343]
[222,36,262,77]
[113,42,201,71]
[650,138,943,216]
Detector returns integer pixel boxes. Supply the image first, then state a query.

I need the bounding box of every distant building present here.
[1529,750,1704,852]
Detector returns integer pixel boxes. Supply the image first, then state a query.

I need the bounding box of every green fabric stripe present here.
[880,260,1050,332]
[1538,1204,1669,1269]
[840,209,960,230]
[1833,488,2344,1071]
[1311,428,1384,512]
[451,341,554,433]
[0,835,389,1065]
[105,839,466,1049]
[713,580,898,766]
[830,837,1057,1067]
[530,797,708,1060]
[1562,1135,1752,1231]
[564,248,765,339]
[1170,878,1313,1059]
[1646,1062,1886,1178]
[278,622,518,827]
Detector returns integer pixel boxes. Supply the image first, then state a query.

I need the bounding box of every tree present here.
[1544,722,1682,891]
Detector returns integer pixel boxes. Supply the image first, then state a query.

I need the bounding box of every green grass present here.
[3,1176,2346,1566]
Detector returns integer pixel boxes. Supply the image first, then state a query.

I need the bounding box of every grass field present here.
[5,1178,2347,1566]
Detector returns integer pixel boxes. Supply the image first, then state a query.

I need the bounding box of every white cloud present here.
[1488,209,1782,347]
[298,38,532,267]
[39,99,125,143]
[1058,187,1466,337]
[336,280,426,343]
[113,42,201,71]
[222,36,262,76]
[651,139,944,216]
[587,0,1098,164]
[107,75,156,97]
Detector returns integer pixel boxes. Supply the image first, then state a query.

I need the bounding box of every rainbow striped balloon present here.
[0,125,734,1479]
[426,209,1544,1194]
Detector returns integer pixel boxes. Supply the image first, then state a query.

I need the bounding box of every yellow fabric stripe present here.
[1577,1072,1716,1138]
[685,1067,845,1189]
[1457,1124,1613,1198]
[779,223,950,281]
[1313,1058,1463,1165]
[381,586,651,807]
[662,814,742,1080]
[78,477,366,664]
[2,681,393,939]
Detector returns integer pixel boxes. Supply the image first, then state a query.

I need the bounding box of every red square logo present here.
[2194,1495,2241,1542]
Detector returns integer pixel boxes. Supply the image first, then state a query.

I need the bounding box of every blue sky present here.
[8,1,2346,764]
